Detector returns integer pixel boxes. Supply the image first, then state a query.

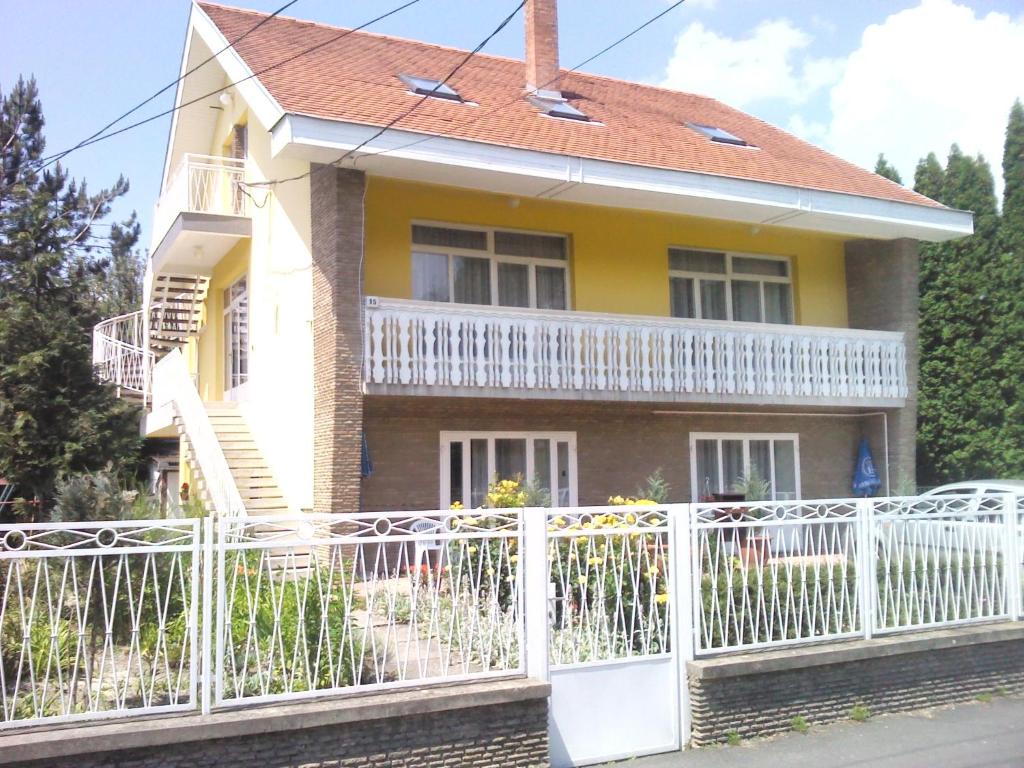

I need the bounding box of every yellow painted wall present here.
[364,178,850,327]
[195,241,250,401]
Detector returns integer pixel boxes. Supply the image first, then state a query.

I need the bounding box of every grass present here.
[976,692,994,703]
[725,729,742,746]
[850,704,871,722]
[791,715,810,734]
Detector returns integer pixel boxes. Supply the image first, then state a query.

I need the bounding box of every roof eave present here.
[272,113,974,243]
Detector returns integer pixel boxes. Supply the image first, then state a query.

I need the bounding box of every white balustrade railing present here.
[364,299,908,404]
[152,153,246,247]
[92,309,152,401]
[153,349,245,518]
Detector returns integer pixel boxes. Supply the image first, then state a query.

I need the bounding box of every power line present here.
[40,0,302,171]
[359,0,689,163]
[243,0,687,188]
[33,0,424,168]
[242,0,527,190]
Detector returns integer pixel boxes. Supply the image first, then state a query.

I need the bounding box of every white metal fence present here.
[213,512,524,707]
[1,494,1021,728]
[547,506,671,665]
[151,153,246,247]
[0,520,200,728]
[690,493,1021,655]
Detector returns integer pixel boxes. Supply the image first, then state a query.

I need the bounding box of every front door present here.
[223,275,249,401]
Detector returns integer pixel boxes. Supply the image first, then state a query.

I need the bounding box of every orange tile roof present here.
[199,2,942,209]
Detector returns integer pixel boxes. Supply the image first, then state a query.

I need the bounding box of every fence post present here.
[856,499,875,641]
[201,516,213,715]
[523,507,550,682]
[670,504,695,749]
[1004,494,1021,622]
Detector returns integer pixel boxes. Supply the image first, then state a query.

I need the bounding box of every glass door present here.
[223,275,249,401]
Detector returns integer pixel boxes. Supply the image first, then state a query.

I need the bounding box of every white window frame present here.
[222,273,250,401]
[412,221,572,310]
[668,248,793,324]
[688,432,801,501]
[439,431,578,509]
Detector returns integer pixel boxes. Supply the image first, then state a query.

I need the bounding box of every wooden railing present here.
[363,299,908,405]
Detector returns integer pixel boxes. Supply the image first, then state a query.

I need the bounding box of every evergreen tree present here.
[915,146,1003,484]
[874,153,903,185]
[0,77,141,516]
[988,100,1024,475]
[95,211,146,318]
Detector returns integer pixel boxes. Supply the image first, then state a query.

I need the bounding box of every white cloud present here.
[657,1,1024,194]
[660,19,843,107]
[824,0,1024,189]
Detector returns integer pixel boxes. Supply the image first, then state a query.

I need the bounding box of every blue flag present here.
[852,438,881,497]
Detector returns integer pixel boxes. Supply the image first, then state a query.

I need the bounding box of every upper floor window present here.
[411,224,569,310]
[668,248,793,324]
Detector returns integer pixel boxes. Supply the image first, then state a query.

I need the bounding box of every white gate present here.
[534,506,689,767]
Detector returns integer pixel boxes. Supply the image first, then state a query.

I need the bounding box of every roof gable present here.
[198,1,941,210]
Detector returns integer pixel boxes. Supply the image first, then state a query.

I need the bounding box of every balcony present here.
[150,153,251,276]
[363,299,908,407]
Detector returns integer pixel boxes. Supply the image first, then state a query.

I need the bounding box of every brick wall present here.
[688,626,1024,746]
[845,238,919,490]
[2,681,550,768]
[311,165,366,513]
[362,396,871,510]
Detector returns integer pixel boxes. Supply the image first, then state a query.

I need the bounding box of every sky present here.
[3,0,1023,249]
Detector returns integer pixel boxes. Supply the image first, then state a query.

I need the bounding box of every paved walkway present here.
[622,696,1024,768]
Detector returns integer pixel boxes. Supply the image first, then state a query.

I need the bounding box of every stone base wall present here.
[688,624,1024,746]
[0,680,550,768]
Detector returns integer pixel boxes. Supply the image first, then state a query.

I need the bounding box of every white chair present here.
[410,518,443,579]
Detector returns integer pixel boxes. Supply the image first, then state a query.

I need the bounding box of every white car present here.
[924,480,1024,498]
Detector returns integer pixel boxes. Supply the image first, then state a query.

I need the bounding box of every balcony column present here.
[311,166,366,513]
[845,238,919,491]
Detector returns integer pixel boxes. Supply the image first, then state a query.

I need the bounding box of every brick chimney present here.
[525,0,560,95]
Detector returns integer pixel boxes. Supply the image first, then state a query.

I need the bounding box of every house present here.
[93,0,973,517]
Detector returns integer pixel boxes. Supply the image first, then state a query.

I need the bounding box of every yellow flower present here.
[577,576,588,586]
[648,566,660,577]
[467,545,478,554]
[552,516,566,528]
[462,516,478,526]
[587,556,601,566]
[626,513,637,525]
[450,501,464,510]
[655,593,669,605]
[486,567,495,576]
[582,521,593,529]
[510,554,519,563]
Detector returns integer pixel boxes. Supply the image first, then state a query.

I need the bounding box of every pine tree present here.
[0,77,142,516]
[874,153,903,185]
[95,211,146,318]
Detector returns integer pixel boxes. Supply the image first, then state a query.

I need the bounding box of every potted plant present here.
[731,469,772,566]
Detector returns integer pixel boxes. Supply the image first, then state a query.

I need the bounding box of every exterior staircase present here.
[179,402,289,516]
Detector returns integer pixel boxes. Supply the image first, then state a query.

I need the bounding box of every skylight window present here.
[687,122,748,146]
[398,74,462,102]
[527,94,590,122]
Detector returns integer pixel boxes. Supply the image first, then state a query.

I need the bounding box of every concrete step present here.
[243,497,289,511]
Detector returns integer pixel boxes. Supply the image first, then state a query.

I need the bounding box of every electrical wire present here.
[242,0,527,189]
[39,0,302,171]
[32,0,424,168]
[241,0,687,188]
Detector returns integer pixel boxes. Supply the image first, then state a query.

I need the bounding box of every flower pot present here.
[739,535,770,567]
